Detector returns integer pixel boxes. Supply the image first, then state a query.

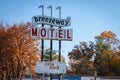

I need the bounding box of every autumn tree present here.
[0,23,40,80]
[68,41,94,75]
[0,23,10,80]
[68,30,120,76]
[94,30,120,76]
[110,53,120,75]
[94,36,112,76]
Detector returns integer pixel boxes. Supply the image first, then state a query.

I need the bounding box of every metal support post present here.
[47,5,53,62]
[38,5,44,61]
[47,5,53,80]
[39,5,44,80]
[56,6,61,80]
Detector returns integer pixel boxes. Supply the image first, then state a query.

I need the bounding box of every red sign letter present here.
[32,27,37,36]
[49,28,55,38]
[67,30,71,38]
[57,29,64,39]
[40,27,48,39]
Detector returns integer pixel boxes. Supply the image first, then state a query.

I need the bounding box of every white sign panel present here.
[36,62,66,74]
[30,26,73,41]
[32,15,71,27]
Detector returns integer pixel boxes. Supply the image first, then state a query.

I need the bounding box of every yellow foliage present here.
[101,30,116,38]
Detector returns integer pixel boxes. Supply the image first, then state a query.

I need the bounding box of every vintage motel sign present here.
[32,15,71,27]
[30,26,73,41]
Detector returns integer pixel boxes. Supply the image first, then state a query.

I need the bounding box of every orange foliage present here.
[101,30,116,38]
[0,23,40,80]
[101,30,119,45]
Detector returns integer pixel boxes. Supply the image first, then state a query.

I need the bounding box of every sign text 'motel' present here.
[30,27,73,41]
[32,15,71,27]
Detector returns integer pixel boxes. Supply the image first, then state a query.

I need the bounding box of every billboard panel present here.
[32,15,71,27]
[36,62,66,74]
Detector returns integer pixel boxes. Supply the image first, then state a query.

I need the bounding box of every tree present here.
[94,30,120,76]
[0,23,40,80]
[110,54,120,75]
[68,41,94,75]
[94,36,112,76]
[44,48,65,62]
[68,30,120,76]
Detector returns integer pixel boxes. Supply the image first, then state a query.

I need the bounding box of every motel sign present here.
[32,15,71,27]
[30,27,73,40]
[30,5,72,75]
[31,15,72,41]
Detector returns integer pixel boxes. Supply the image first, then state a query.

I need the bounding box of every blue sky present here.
[0,0,120,63]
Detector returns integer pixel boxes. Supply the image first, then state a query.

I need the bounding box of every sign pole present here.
[56,6,61,80]
[38,5,44,61]
[47,5,53,62]
[38,5,44,80]
[56,6,61,62]
[47,5,53,80]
